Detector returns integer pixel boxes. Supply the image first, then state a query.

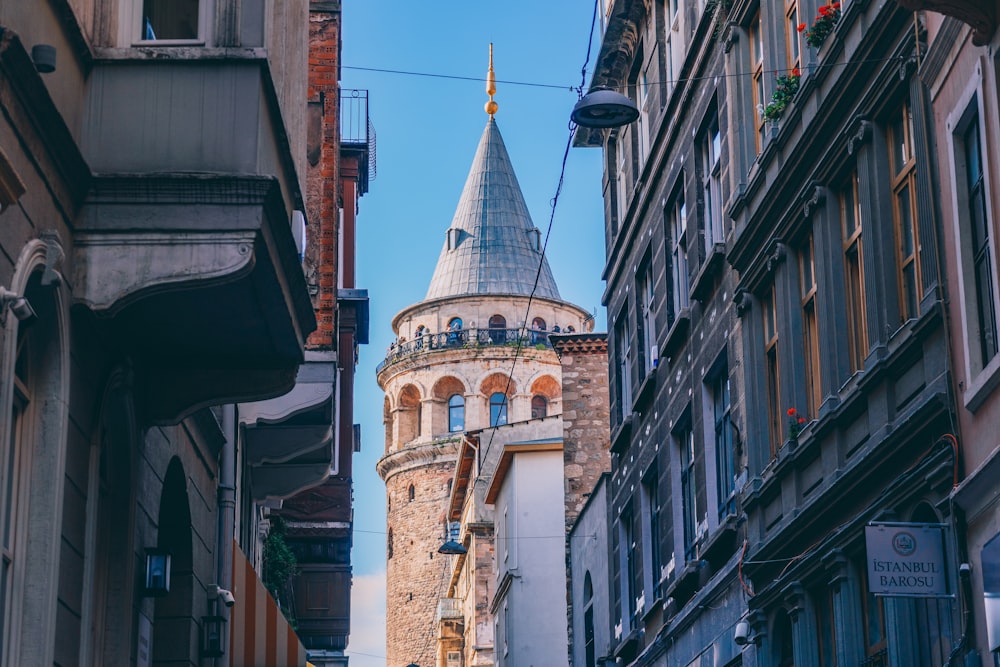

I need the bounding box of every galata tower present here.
[376,50,594,667]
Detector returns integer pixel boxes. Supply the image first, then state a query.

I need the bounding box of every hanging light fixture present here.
[571,88,640,129]
[438,521,467,555]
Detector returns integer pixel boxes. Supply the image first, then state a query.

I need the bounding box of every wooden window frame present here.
[889,100,922,321]
[841,170,868,373]
[764,286,781,457]
[800,232,821,418]
[750,11,766,154]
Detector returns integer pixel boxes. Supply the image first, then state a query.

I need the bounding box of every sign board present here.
[865,522,949,598]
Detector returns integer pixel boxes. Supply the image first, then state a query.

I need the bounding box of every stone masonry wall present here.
[384,448,458,667]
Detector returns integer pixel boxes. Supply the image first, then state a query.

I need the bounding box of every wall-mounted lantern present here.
[201,615,227,657]
[144,548,171,597]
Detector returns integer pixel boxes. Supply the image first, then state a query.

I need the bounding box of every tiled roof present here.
[425,117,561,300]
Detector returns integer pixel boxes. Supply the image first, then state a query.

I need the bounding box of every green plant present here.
[762,68,801,122]
[798,2,841,49]
[263,517,298,601]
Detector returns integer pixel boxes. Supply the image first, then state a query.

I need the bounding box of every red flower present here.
[797,22,807,32]
[819,5,829,15]
[832,2,841,8]
[798,417,806,424]
[787,408,797,416]
[792,67,801,77]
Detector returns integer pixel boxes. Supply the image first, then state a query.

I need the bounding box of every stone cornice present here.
[377,438,462,482]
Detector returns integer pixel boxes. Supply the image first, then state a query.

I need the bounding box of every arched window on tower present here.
[490,392,508,427]
[408,484,415,502]
[489,314,507,344]
[531,395,548,419]
[448,394,465,432]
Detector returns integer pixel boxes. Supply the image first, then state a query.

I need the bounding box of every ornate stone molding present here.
[802,182,826,219]
[896,0,997,46]
[847,117,871,156]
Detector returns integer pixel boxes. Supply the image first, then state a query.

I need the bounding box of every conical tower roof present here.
[425,117,561,301]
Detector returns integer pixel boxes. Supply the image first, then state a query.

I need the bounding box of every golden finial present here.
[485,43,498,116]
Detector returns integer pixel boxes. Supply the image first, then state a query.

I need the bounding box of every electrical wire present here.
[344,54,908,98]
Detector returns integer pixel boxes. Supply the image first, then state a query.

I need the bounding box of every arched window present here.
[408,484,415,502]
[387,529,394,559]
[448,394,465,432]
[448,317,464,345]
[531,395,548,419]
[490,392,508,426]
[583,572,595,667]
[531,317,547,344]
[489,314,507,344]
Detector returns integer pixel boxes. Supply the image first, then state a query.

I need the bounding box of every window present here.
[710,364,735,519]
[958,107,998,368]
[677,422,698,560]
[701,114,723,253]
[750,11,766,153]
[641,467,661,600]
[634,53,651,164]
[2,332,29,655]
[773,609,795,667]
[638,259,658,374]
[888,99,922,321]
[616,130,631,225]
[614,309,633,418]
[531,395,548,419]
[619,501,642,625]
[664,0,679,98]
[860,560,887,663]
[669,189,690,321]
[142,0,199,40]
[763,286,781,457]
[408,484,415,502]
[785,0,801,70]
[841,170,868,373]
[800,232,821,417]
[489,392,508,427]
[584,573,596,667]
[448,394,465,432]
[814,585,837,666]
[489,314,507,344]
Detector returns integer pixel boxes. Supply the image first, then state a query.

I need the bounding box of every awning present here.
[230,541,309,667]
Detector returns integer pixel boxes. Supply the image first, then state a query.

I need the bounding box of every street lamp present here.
[570,88,639,129]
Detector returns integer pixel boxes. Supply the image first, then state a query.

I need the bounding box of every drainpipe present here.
[217,403,237,667]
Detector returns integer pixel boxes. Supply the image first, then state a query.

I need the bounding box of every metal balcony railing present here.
[437,597,463,621]
[340,89,376,187]
[377,328,552,374]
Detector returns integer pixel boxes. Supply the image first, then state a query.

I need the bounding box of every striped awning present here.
[230,541,309,666]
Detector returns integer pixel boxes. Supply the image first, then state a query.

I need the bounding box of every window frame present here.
[614,307,634,419]
[448,394,465,432]
[710,363,735,520]
[763,285,781,457]
[638,257,658,375]
[700,112,723,253]
[800,231,821,418]
[131,0,211,45]
[669,186,690,320]
[888,99,922,322]
[750,10,766,154]
[677,421,698,561]
[489,392,508,427]
[841,169,868,374]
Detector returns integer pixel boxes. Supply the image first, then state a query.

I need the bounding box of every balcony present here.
[377,327,553,374]
[341,89,376,196]
[438,597,463,621]
[73,51,315,423]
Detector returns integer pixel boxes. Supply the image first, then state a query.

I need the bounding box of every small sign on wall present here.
[865,522,949,598]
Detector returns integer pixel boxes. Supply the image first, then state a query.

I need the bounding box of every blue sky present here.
[342,2,608,663]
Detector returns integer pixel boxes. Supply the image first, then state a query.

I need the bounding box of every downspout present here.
[217,403,237,667]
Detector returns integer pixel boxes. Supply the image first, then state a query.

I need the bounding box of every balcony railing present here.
[377,328,552,373]
[438,597,463,621]
[341,89,376,187]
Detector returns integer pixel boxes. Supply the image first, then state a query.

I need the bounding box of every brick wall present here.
[304,6,340,350]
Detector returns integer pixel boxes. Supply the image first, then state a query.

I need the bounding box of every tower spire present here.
[485,43,498,117]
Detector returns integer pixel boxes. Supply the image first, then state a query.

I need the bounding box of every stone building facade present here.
[376,101,596,666]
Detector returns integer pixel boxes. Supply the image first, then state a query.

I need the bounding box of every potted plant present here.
[762,68,801,122]
[798,2,842,49]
